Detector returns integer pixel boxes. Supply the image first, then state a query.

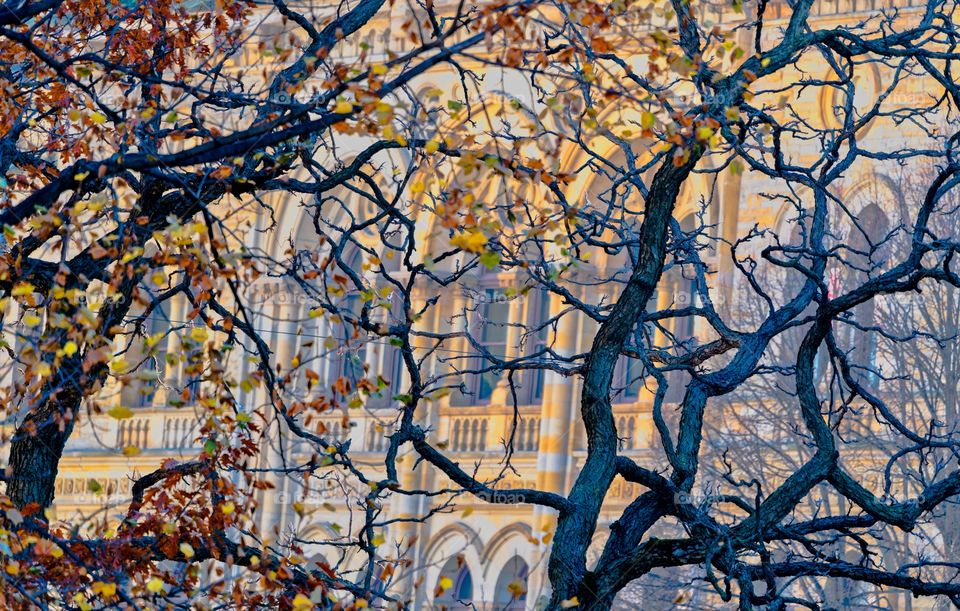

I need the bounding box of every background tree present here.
[4,0,960,609]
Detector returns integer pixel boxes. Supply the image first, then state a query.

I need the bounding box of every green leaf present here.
[479,251,500,270]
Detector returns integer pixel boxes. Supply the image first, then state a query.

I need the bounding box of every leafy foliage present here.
[3,0,960,608]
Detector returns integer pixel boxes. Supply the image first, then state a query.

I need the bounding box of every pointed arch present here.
[434,556,474,609]
[493,556,529,610]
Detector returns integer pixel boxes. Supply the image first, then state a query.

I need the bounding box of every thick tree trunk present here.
[6,274,140,510]
[545,148,703,608]
[7,398,77,509]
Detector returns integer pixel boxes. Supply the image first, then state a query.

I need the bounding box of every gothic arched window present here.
[523,288,552,404]
[659,213,699,403]
[453,266,510,406]
[328,246,368,396]
[434,557,474,610]
[844,202,890,389]
[494,556,529,610]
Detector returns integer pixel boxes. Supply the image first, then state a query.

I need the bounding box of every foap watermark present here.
[246,282,315,307]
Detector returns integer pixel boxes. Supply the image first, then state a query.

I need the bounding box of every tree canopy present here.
[4,0,960,608]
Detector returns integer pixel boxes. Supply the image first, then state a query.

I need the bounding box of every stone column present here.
[256,281,304,541]
[391,284,446,608]
[652,280,674,348]
[529,290,581,602]
[535,290,579,501]
[154,291,186,406]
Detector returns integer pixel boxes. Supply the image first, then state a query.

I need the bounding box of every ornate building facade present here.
[8,0,948,608]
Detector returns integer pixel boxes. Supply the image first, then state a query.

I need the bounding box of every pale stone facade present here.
[18,0,947,609]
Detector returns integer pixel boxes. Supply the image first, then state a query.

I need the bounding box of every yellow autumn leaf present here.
[292,593,314,611]
[146,577,164,593]
[92,581,117,597]
[23,314,41,327]
[108,406,134,419]
[179,542,195,558]
[561,597,580,608]
[90,112,106,125]
[450,229,488,253]
[507,580,526,597]
[33,538,63,558]
[11,282,34,297]
[110,357,129,374]
[221,501,235,515]
[438,576,454,591]
[122,445,140,456]
[189,326,209,343]
[371,63,387,75]
[334,100,353,114]
[63,341,78,356]
[145,332,165,349]
[425,139,440,154]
